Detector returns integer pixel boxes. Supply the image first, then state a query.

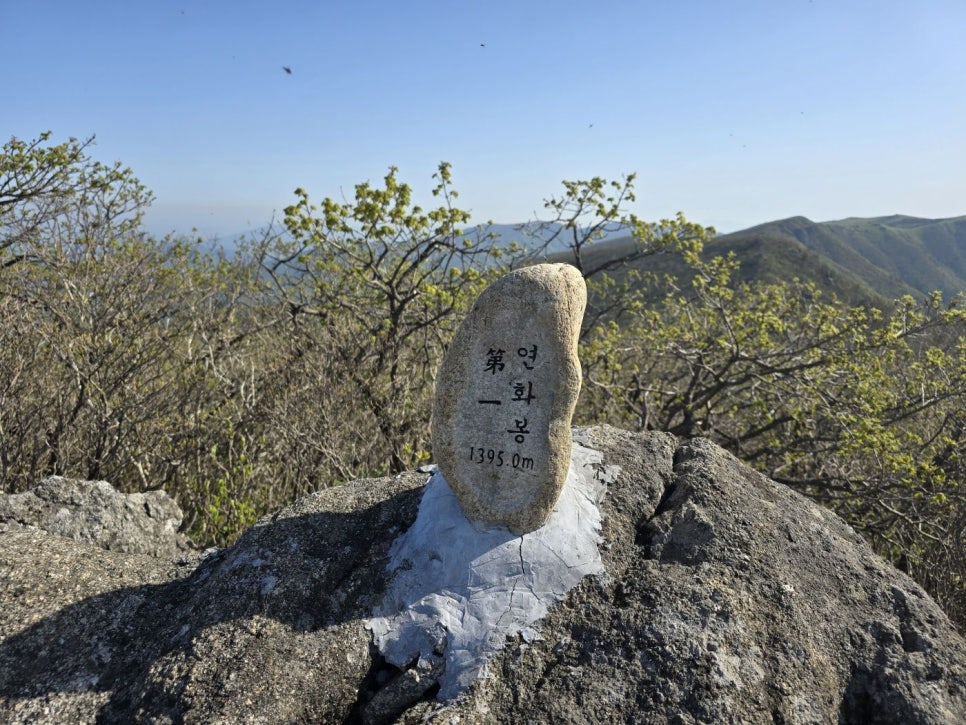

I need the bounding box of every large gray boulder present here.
[0,426,963,723]
[0,476,192,558]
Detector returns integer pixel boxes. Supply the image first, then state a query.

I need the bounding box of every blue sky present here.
[4,1,965,237]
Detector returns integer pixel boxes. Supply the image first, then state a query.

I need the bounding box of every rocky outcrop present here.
[0,476,192,558]
[0,427,964,723]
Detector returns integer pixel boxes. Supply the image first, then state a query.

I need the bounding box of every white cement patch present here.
[365,440,617,700]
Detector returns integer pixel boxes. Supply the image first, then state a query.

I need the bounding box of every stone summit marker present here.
[431,263,587,533]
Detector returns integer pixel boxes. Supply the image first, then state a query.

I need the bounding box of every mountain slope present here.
[548,227,895,309]
[733,215,966,299]
[545,214,966,308]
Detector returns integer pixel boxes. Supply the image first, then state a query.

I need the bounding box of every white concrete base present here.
[366,440,617,700]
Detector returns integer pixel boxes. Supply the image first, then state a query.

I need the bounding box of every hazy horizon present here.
[6,1,965,240]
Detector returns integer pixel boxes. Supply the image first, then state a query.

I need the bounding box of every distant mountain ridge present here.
[469,222,632,255]
[715,214,966,301]
[208,214,966,306]
[542,214,966,307]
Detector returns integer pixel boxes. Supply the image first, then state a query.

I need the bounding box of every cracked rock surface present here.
[0,476,193,558]
[1,426,964,723]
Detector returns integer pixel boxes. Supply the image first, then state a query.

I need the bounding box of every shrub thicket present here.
[1,133,962,627]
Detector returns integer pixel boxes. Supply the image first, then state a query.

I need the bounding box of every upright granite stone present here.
[432,263,587,533]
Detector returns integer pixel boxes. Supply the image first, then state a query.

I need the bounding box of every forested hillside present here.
[723,214,966,299]
[547,213,966,309]
[1,133,963,628]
